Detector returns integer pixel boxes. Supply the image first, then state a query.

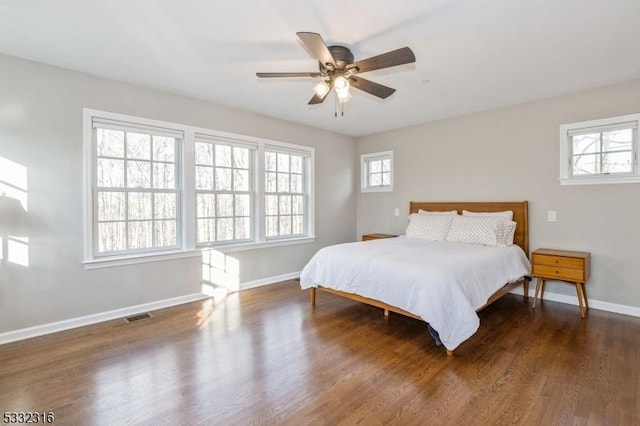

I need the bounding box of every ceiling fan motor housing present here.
[323,45,354,71]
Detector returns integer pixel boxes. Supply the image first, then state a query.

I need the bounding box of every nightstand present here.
[531,248,591,318]
[362,233,398,241]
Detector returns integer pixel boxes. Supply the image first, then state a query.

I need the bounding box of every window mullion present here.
[123,132,130,252]
[232,164,238,240]
[151,192,156,249]
[599,132,604,174]
[634,129,638,175]
[182,129,196,249]
[124,191,129,251]
[256,145,265,242]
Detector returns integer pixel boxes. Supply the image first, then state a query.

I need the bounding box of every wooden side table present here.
[362,233,398,241]
[531,248,591,318]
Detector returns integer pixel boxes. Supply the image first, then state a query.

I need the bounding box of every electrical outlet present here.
[394,208,400,217]
[547,210,557,222]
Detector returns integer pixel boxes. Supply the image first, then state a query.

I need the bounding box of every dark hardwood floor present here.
[1,281,639,425]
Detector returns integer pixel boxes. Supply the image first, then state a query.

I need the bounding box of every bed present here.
[299,201,531,355]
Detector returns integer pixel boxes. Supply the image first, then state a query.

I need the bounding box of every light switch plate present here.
[547,210,557,222]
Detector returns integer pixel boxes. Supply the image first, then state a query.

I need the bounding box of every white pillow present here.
[462,209,514,221]
[418,209,458,215]
[501,221,517,247]
[405,213,453,241]
[445,215,508,246]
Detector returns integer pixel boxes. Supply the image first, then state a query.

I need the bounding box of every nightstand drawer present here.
[532,264,585,281]
[532,254,584,270]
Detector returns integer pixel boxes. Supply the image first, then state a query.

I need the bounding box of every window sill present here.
[559,175,640,186]
[83,238,316,269]
[361,186,393,193]
[199,236,316,253]
[83,250,202,270]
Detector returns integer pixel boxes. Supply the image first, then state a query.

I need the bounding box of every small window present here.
[560,114,639,185]
[361,151,393,192]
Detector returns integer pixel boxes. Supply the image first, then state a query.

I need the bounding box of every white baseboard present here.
[0,272,301,346]
[0,292,209,345]
[18,273,635,346]
[241,271,300,290]
[510,287,640,318]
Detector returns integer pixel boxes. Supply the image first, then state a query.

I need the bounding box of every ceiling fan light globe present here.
[337,90,352,104]
[313,81,330,97]
[334,76,351,103]
[334,76,349,91]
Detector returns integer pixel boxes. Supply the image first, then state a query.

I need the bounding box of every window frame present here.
[86,112,185,262]
[194,134,256,246]
[560,113,640,186]
[361,150,393,192]
[83,109,315,268]
[264,147,310,240]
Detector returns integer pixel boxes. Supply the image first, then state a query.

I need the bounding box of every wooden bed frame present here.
[309,201,530,355]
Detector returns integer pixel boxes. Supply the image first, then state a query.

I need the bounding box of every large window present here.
[84,109,315,267]
[361,150,393,192]
[92,118,182,257]
[560,114,639,185]
[195,135,255,245]
[265,149,307,238]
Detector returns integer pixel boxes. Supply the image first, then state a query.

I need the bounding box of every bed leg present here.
[446,349,453,356]
[523,278,530,299]
[310,288,316,306]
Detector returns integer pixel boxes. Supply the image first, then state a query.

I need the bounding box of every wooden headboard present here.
[409,201,529,257]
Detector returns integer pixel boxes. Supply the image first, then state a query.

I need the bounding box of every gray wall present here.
[3,48,639,335]
[357,79,640,308]
[0,54,357,333]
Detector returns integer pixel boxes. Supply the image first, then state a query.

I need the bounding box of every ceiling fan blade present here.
[296,32,337,68]
[349,76,396,99]
[350,47,415,74]
[256,72,323,78]
[308,93,325,105]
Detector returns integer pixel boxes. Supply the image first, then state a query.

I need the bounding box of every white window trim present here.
[82,249,202,270]
[361,150,393,193]
[83,109,188,266]
[83,109,315,269]
[559,113,640,186]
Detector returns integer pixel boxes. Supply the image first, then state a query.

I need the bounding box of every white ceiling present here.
[1,0,639,137]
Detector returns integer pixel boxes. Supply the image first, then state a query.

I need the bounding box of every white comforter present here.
[300,237,531,350]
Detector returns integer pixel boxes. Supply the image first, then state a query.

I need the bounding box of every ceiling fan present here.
[256,32,416,106]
